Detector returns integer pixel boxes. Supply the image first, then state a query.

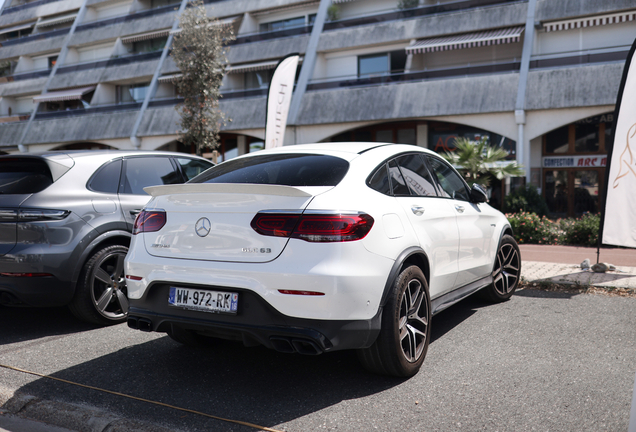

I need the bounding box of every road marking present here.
[0,363,283,432]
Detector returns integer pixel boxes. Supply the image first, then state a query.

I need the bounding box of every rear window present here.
[191,154,349,187]
[0,158,53,194]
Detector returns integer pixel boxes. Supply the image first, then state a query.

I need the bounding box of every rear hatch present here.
[0,154,74,255]
[142,183,315,263]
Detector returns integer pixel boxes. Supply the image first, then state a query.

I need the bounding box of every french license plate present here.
[168,287,238,314]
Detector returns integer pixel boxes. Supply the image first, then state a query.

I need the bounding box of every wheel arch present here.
[71,230,132,292]
[379,247,430,308]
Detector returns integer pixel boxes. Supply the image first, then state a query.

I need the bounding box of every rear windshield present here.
[0,158,53,194]
[191,154,349,187]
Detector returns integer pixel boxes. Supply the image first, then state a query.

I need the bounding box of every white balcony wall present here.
[317,43,407,80]
[16,95,34,114]
[334,0,399,21]
[65,48,79,63]
[534,21,636,56]
[85,0,133,22]
[92,83,116,105]
[32,54,52,70]
[0,97,15,116]
[14,55,33,73]
[237,13,258,35]
[411,42,523,71]
[77,42,115,63]
[154,82,175,98]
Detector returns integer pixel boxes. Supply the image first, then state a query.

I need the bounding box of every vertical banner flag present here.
[264,53,300,149]
[601,37,636,248]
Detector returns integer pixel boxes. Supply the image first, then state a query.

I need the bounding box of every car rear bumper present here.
[127,283,382,353]
[0,275,73,307]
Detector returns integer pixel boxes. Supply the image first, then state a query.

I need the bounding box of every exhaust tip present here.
[292,339,322,355]
[270,337,295,353]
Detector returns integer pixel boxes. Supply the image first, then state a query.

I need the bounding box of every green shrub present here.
[506,212,559,245]
[327,5,340,21]
[503,185,550,217]
[559,213,600,247]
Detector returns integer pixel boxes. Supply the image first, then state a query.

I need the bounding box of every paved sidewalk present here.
[519,244,636,290]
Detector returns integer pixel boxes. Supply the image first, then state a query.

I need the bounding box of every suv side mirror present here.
[470,183,488,203]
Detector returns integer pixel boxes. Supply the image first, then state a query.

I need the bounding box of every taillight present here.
[0,208,70,222]
[133,210,166,235]
[251,212,374,242]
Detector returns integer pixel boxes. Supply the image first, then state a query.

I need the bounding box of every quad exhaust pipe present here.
[270,336,322,355]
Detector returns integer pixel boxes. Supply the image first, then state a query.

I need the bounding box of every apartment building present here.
[0,0,634,216]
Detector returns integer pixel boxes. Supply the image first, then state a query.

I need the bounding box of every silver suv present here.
[0,150,213,325]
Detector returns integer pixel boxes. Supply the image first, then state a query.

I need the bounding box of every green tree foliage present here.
[171,1,235,155]
[442,137,524,187]
[504,185,550,216]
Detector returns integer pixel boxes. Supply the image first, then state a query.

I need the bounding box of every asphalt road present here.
[1,289,635,432]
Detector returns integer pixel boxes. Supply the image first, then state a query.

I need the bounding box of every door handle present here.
[130,209,141,217]
[411,206,425,216]
[455,205,465,213]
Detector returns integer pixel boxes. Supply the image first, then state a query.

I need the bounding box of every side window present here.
[396,154,438,197]
[121,157,182,195]
[88,159,122,193]
[427,157,470,201]
[177,157,213,181]
[388,159,410,196]
[367,163,391,195]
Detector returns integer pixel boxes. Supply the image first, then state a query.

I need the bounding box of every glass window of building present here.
[545,125,569,153]
[259,14,315,33]
[358,53,389,77]
[150,0,179,8]
[574,121,600,153]
[116,84,149,104]
[244,70,273,89]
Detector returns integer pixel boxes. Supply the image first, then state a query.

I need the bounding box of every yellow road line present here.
[0,363,284,432]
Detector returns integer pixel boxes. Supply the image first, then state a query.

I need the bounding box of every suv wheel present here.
[358,265,431,377]
[482,234,521,302]
[69,245,129,325]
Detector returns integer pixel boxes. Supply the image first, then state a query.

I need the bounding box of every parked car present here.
[125,143,521,377]
[0,150,213,325]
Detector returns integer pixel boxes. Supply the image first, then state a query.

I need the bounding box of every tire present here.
[358,265,431,377]
[482,234,521,302]
[69,245,129,325]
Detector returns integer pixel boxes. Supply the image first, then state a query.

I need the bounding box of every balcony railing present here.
[323,0,524,31]
[231,25,313,45]
[33,102,142,120]
[75,4,179,33]
[56,51,163,75]
[529,48,629,70]
[306,60,521,91]
[2,0,61,15]
[0,27,70,47]
[0,113,31,123]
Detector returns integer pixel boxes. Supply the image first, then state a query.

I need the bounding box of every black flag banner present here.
[600,37,636,248]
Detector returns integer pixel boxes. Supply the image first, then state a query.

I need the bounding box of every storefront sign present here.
[542,155,607,168]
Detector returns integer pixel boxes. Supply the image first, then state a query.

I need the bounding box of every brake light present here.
[0,208,69,222]
[251,212,374,242]
[0,273,52,277]
[133,210,166,235]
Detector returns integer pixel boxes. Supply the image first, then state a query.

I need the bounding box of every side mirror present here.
[470,183,488,203]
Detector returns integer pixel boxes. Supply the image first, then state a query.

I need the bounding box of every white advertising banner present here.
[264,54,299,149]
[601,38,636,248]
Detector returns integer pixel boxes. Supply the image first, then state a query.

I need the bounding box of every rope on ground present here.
[0,363,284,432]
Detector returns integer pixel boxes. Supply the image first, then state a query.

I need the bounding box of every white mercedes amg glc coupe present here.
[125,142,521,377]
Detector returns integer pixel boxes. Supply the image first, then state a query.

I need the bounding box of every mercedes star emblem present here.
[195,217,211,237]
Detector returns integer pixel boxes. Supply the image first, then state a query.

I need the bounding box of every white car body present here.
[124,142,520,376]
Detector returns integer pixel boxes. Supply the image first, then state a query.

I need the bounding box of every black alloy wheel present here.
[484,234,521,302]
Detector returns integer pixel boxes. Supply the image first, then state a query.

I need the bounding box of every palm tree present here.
[442,137,524,187]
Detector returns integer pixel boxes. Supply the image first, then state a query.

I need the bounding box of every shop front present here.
[542,113,613,218]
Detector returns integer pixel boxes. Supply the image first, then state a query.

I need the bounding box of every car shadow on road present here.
[1,295,491,431]
[0,305,97,345]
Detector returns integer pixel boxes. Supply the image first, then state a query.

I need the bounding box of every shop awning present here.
[121,29,170,44]
[158,74,182,83]
[36,12,77,28]
[227,57,303,74]
[0,22,35,36]
[406,26,525,54]
[543,10,636,32]
[33,86,95,103]
[170,16,240,35]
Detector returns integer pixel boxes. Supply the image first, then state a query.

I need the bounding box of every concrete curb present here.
[521,261,636,290]
[0,386,180,432]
